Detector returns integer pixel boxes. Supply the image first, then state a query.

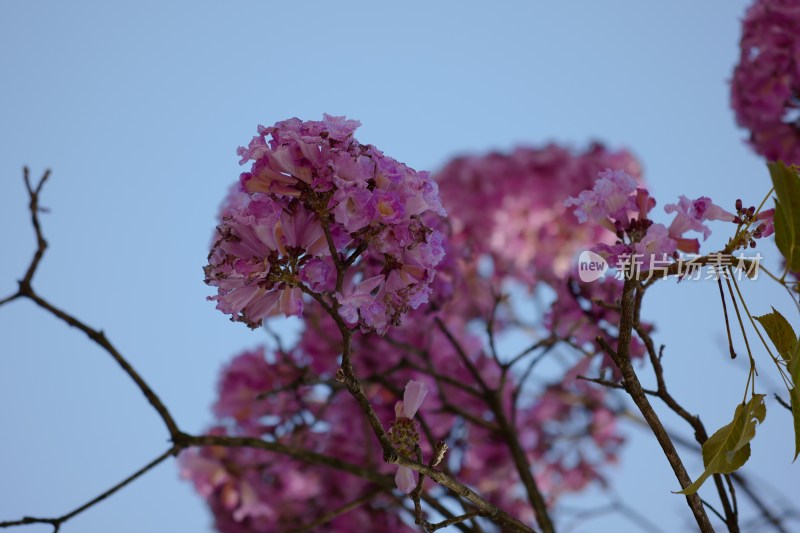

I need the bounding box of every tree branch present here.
[596,276,713,532]
[0,446,176,532]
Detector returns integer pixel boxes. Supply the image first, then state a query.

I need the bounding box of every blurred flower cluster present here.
[732,0,800,163]
[187,125,645,530]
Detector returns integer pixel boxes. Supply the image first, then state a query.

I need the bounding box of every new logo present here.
[577,250,608,282]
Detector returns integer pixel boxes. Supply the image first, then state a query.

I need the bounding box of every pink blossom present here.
[731,0,800,163]
[665,195,735,241]
[755,208,775,237]
[182,348,416,531]
[632,223,677,262]
[207,116,445,332]
[372,189,405,224]
[299,257,334,292]
[330,181,373,232]
[435,143,642,285]
[396,380,428,419]
[276,207,328,257]
[335,274,386,326]
[212,347,316,435]
[390,380,429,494]
[185,296,628,528]
[545,275,648,376]
[564,169,638,225]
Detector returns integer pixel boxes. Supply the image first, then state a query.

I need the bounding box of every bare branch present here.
[286,489,383,532]
[596,276,713,532]
[0,446,176,531]
[3,169,181,439]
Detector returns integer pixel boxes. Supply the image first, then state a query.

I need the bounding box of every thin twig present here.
[433,318,552,532]
[2,169,180,439]
[0,447,176,531]
[286,489,382,532]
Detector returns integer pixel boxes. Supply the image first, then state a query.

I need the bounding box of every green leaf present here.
[753,308,797,362]
[791,339,800,462]
[768,162,800,271]
[677,394,766,495]
[791,387,800,462]
[792,336,800,375]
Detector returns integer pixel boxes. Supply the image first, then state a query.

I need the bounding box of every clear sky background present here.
[0,1,796,532]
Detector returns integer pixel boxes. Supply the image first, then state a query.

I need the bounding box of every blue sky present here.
[0,1,795,531]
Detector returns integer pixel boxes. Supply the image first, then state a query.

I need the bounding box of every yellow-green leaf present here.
[754,308,797,362]
[790,339,800,461]
[791,387,800,462]
[768,162,800,271]
[677,394,766,495]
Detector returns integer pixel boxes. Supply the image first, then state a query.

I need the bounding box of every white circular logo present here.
[577,250,609,282]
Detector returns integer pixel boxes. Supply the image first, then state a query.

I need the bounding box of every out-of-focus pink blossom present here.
[182,346,416,532]
[435,143,642,285]
[632,223,677,261]
[212,347,315,436]
[545,275,648,376]
[731,0,800,163]
[564,169,638,226]
[524,379,624,501]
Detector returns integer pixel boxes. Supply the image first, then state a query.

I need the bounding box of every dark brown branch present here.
[2,169,181,440]
[0,446,176,531]
[0,168,526,533]
[434,317,490,393]
[329,310,534,531]
[286,489,383,532]
[505,337,556,370]
[333,359,534,532]
[433,318,553,532]
[426,511,486,532]
[410,443,483,533]
[489,390,554,533]
[577,374,658,396]
[183,434,476,531]
[180,433,388,482]
[701,498,727,524]
[627,410,792,533]
[597,276,713,532]
[20,288,182,439]
[774,394,792,412]
[21,167,51,287]
[511,343,556,425]
[486,293,502,367]
[633,320,738,532]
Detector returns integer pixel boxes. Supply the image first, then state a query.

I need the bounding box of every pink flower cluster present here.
[205,115,445,332]
[211,346,314,436]
[434,143,642,285]
[523,359,624,500]
[731,0,800,163]
[434,146,654,391]
[180,346,414,532]
[194,134,654,530]
[182,288,626,529]
[565,170,736,268]
[545,275,648,377]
